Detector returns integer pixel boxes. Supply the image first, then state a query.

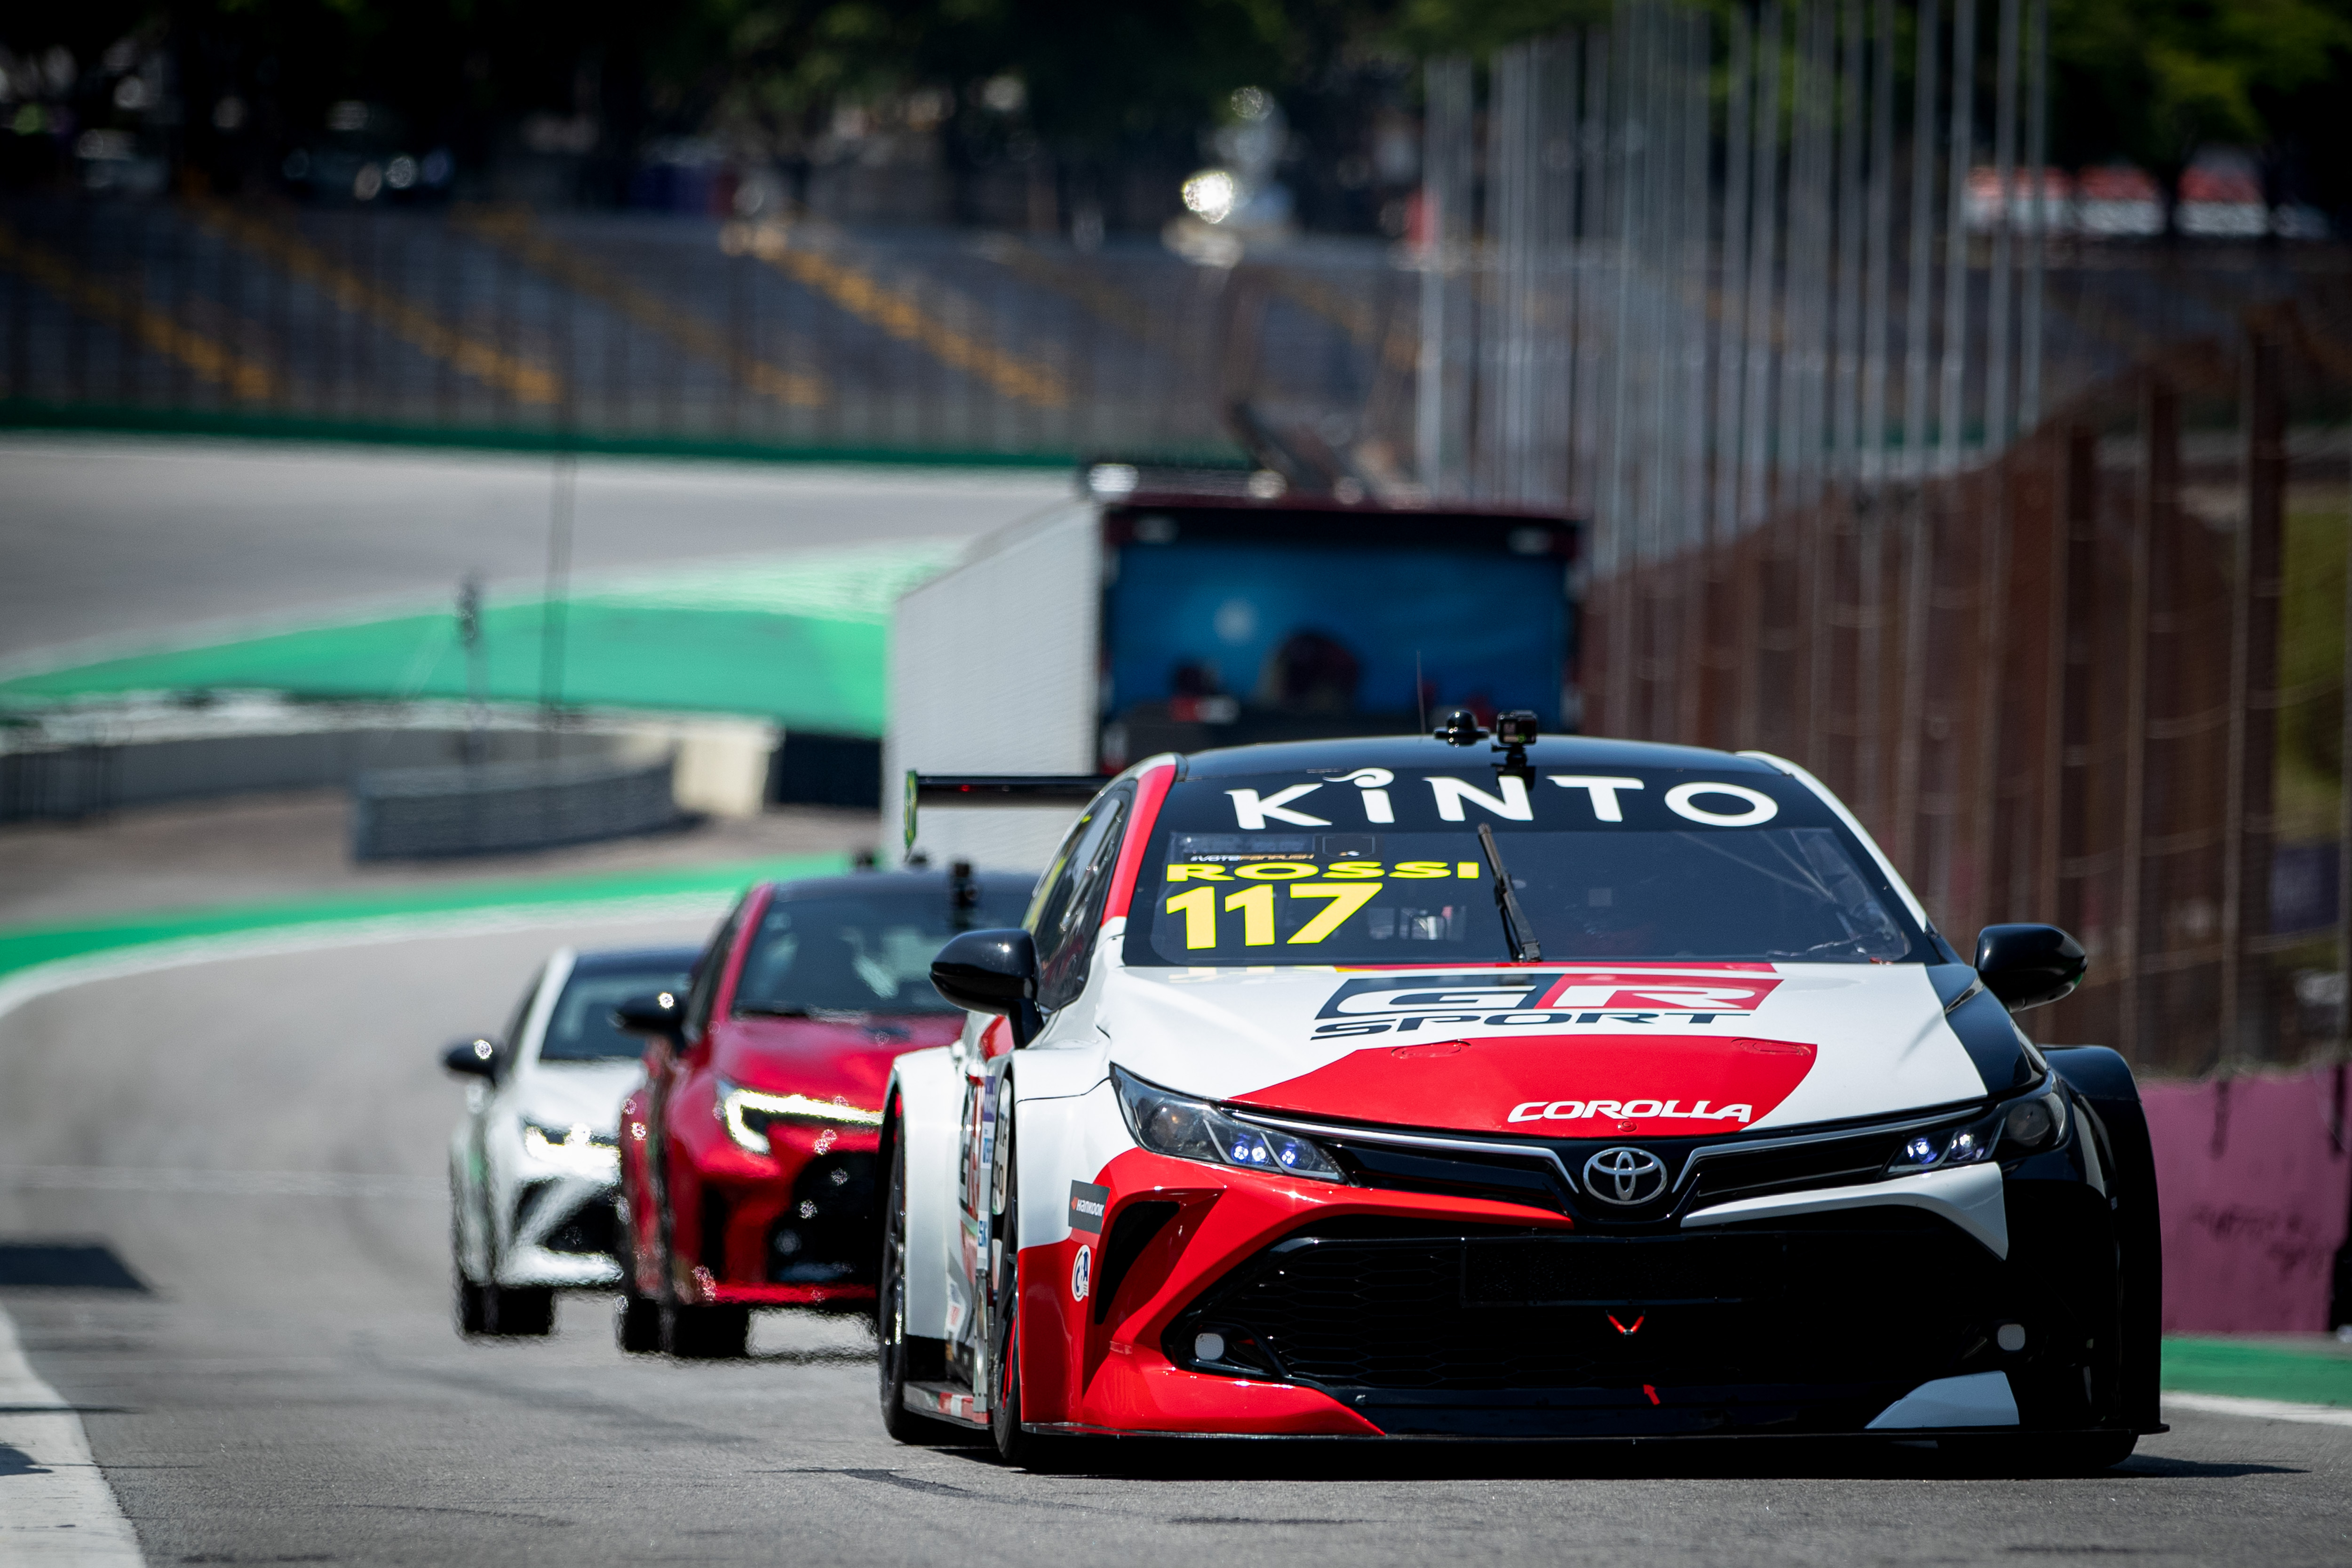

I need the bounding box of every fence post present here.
[1804,497,1835,777]
[2338,433,2352,1058]
[2119,376,2170,1061]
[2223,334,2286,1061]
[1968,463,2012,931]
[2047,423,2096,925]
[1893,485,1933,874]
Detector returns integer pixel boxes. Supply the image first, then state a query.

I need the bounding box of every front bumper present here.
[1018,1134,2140,1441]
[679,1124,882,1310]
[496,1172,622,1288]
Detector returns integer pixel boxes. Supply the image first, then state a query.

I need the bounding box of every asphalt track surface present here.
[0,436,1065,666]
[2,918,2349,1567]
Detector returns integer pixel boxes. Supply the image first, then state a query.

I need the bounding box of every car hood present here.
[512,1060,641,1135]
[710,1013,965,1108]
[1093,955,2000,1137]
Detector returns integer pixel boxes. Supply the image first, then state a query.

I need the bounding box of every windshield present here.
[1124,766,1924,967]
[543,964,691,1060]
[733,886,1032,1017]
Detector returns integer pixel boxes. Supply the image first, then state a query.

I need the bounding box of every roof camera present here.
[1491,708,1540,777]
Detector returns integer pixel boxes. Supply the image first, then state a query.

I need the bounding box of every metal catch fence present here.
[1581,314,2352,1075]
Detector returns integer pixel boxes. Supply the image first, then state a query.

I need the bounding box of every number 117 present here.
[1164,882,1383,949]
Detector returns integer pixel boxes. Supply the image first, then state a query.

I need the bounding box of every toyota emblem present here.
[1583,1146,1669,1206]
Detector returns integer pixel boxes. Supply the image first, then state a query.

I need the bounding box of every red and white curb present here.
[0,1305,143,1566]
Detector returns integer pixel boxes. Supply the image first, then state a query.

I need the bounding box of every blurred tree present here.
[12,0,2352,230]
[2048,0,2352,226]
[1384,0,1606,59]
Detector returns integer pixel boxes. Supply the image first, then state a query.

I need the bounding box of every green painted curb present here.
[0,852,849,985]
[0,540,965,730]
[0,602,892,732]
[2162,1337,2352,1408]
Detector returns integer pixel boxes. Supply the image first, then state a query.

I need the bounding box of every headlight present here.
[1888,1085,2069,1175]
[1999,1089,2068,1152]
[716,1080,884,1155]
[1111,1065,1344,1183]
[521,1119,618,1172]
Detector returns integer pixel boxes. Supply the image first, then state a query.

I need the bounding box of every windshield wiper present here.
[1762,934,1875,960]
[1477,823,1543,963]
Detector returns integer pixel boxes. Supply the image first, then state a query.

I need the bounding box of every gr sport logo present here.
[1313,970,1782,1037]
[1511,1097,1754,1125]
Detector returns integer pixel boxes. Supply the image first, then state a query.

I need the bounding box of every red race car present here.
[614,866,1032,1357]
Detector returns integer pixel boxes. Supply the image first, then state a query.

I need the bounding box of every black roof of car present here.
[1170,733,1786,780]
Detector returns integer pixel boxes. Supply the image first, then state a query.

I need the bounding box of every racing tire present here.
[616,1293,662,1354]
[483,1284,555,1337]
[2037,1433,2140,1473]
[877,1121,965,1445]
[661,1302,750,1360]
[451,1194,489,1337]
[454,1277,488,1337]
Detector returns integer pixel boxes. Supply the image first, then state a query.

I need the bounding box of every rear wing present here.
[902,772,1105,852]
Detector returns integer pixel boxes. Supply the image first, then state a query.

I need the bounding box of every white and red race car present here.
[877,722,2160,1469]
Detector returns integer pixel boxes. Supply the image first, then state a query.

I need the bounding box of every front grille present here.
[1463,1234,1772,1305]
[1168,1214,1998,1402]
[1326,1138,1570,1214]
[1259,1112,1958,1224]
[1680,1129,1915,1208]
[543,1194,619,1257]
[766,1152,879,1285]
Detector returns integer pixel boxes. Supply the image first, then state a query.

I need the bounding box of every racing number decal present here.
[1162,859,1480,951]
[1164,881,1386,948]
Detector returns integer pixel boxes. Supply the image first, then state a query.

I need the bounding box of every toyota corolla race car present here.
[612,867,1031,1357]
[445,944,697,1337]
[878,723,2161,1468]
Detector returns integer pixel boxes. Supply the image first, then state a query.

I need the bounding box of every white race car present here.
[445,944,697,1336]
[879,723,2159,1468]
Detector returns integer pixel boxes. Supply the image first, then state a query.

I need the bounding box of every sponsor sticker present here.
[1071,1244,1092,1302]
[1509,1098,1756,1125]
[1067,1180,1109,1235]
[1311,971,1783,1035]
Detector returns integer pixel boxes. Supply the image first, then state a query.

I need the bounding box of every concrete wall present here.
[2145,1066,2352,1332]
[1,704,780,825]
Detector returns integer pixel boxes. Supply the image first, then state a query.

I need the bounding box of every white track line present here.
[0,885,731,1565]
[2162,1391,2352,1428]
[0,1305,143,1566]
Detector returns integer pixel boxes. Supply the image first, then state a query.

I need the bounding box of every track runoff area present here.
[0,911,2345,1568]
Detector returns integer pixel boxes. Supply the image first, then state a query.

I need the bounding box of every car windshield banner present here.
[1126,769,1922,968]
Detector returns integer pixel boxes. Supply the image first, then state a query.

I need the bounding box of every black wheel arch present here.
[2046,1044,2164,1433]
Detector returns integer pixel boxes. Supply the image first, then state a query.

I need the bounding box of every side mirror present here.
[442,1037,498,1078]
[931,929,1040,1043]
[1974,924,2087,1011]
[612,990,684,1043]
